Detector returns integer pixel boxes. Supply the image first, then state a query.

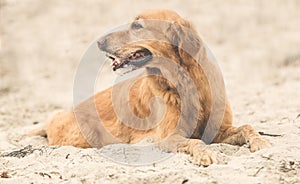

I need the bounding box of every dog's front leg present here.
[219,125,271,152]
[159,134,220,166]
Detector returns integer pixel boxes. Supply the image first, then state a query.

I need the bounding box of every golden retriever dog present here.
[31,9,271,166]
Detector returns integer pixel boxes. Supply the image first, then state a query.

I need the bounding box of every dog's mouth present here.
[107,48,153,72]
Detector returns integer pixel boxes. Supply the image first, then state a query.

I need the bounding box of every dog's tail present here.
[27,110,65,138]
[27,125,47,137]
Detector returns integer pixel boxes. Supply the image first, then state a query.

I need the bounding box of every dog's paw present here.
[192,149,220,166]
[249,136,271,152]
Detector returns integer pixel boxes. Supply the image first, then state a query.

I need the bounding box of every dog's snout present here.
[97,37,107,50]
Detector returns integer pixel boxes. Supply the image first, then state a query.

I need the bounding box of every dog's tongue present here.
[111,60,118,66]
[111,58,122,67]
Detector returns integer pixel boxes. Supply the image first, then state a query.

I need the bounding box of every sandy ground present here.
[1,0,300,183]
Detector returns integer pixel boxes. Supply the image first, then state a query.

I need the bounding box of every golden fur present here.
[30,10,271,166]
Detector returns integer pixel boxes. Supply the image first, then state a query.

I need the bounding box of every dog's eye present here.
[131,22,143,30]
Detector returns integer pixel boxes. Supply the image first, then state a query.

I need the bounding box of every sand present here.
[1,0,300,183]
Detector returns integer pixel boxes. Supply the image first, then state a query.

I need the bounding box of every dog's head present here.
[98,9,203,74]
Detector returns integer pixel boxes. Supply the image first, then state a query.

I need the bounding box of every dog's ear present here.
[168,21,204,64]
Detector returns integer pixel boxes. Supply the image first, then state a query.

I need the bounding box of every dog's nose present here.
[97,38,107,50]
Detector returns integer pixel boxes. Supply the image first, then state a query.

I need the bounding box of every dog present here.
[31,9,271,166]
